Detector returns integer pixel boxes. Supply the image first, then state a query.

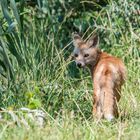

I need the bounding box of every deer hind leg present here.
[93,87,103,120]
[102,87,119,121]
[114,84,121,102]
[101,83,119,121]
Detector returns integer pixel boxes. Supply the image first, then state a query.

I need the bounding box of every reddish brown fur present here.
[92,52,126,120]
[72,33,126,121]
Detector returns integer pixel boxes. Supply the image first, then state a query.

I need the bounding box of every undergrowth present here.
[0,0,140,139]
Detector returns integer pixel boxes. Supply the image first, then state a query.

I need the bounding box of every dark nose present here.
[77,63,82,68]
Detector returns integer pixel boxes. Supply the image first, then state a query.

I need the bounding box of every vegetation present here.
[0,0,140,139]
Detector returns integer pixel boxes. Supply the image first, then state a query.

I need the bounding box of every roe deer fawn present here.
[72,33,126,121]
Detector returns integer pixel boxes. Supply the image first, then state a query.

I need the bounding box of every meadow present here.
[0,0,140,139]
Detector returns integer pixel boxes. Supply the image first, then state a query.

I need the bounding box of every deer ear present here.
[87,35,99,48]
[72,32,83,47]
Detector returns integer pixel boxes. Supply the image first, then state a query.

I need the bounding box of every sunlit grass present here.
[0,0,140,139]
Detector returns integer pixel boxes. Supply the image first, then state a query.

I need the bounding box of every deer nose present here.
[77,63,82,68]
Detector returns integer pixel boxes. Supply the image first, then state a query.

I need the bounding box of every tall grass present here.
[0,0,140,139]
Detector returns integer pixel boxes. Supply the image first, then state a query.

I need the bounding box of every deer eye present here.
[84,54,89,57]
[74,54,78,57]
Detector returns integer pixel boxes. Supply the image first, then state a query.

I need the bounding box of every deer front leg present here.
[93,93,97,115]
